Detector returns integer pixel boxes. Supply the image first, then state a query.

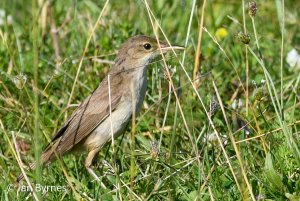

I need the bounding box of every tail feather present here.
[16,162,36,182]
[16,140,60,182]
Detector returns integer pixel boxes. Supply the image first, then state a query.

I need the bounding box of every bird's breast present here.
[129,69,147,115]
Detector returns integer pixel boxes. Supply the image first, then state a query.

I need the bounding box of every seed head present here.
[237,32,251,44]
[209,95,220,118]
[249,1,257,18]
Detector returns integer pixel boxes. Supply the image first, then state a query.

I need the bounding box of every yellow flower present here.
[215,27,228,40]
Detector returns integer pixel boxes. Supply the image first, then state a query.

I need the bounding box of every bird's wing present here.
[46,74,123,155]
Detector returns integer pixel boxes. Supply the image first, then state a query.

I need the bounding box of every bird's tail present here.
[16,140,60,182]
[16,161,36,182]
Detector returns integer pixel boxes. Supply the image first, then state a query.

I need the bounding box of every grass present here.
[1,0,300,200]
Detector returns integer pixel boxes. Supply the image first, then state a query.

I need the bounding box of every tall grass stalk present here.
[31,1,41,198]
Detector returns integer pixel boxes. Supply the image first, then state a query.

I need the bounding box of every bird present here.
[17,35,184,182]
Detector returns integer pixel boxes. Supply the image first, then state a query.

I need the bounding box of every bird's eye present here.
[143,43,152,50]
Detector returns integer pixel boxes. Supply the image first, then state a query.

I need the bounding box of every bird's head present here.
[116,35,184,68]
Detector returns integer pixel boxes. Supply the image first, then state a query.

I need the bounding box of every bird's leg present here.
[85,149,107,188]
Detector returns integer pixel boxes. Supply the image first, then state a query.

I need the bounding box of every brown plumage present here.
[17,35,184,182]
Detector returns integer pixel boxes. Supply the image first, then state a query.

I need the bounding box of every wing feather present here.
[44,74,123,156]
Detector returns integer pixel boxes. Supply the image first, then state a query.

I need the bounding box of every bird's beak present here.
[159,43,185,53]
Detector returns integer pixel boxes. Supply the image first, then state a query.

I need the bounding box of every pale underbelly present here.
[83,75,147,150]
[83,101,132,150]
